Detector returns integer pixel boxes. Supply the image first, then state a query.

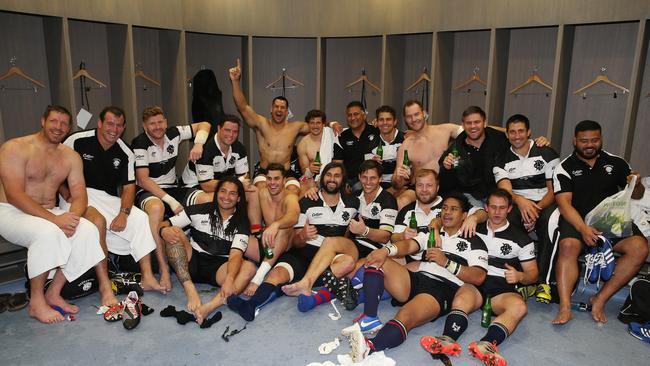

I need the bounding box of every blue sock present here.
[297,288,333,312]
[370,319,407,352]
[351,267,365,288]
[363,267,384,317]
[481,322,509,346]
[443,310,468,341]
[234,282,280,321]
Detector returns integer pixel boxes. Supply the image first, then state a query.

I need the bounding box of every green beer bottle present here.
[427,229,436,249]
[409,211,418,230]
[376,143,383,159]
[314,151,321,164]
[451,144,460,169]
[264,246,274,259]
[481,296,492,327]
[403,149,410,167]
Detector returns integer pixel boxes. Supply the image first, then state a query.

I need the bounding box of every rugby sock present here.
[297,288,332,312]
[443,310,469,341]
[481,322,509,346]
[234,282,280,321]
[370,319,407,352]
[363,267,384,317]
[351,267,365,288]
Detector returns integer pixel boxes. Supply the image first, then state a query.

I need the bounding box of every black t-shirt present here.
[64,129,135,197]
[363,129,405,186]
[553,150,631,217]
[333,123,380,181]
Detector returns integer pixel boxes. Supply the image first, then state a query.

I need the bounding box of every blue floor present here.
[0,277,649,366]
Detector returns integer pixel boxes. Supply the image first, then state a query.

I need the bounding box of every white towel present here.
[305,351,395,366]
[316,126,338,181]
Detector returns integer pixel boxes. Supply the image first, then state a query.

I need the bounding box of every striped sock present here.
[297,288,333,312]
[370,319,407,351]
[481,322,509,346]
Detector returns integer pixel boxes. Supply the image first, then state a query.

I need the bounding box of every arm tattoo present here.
[166,243,191,284]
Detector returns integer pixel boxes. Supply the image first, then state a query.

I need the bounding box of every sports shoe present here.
[353,313,383,334]
[420,335,462,357]
[535,283,552,304]
[584,245,601,285]
[322,271,358,311]
[110,271,143,296]
[517,284,537,301]
[103,302,125,322]
[468,340,507,366]
[341,323,371,362]
[597,236,616,282]
[629,322,650,344]
[122,291,141,330]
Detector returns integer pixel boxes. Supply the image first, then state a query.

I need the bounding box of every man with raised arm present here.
[0,105,109,324]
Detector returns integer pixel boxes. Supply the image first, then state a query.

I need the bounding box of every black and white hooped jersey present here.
[169,203,249,257]
[131,125,193,189]
[476,221,535,279]
[493,141,559,202]
[394,197,443,260]
[181,135,249,188]
[414,228,488,287]
[553,150,631,217]
[355,187,398,251]
[363,130,405,184]
[295,192,360,247]
[63,129,135,197]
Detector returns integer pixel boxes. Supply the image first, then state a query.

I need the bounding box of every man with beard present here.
[342,192,488,362]
[0,105,109,324]
[227,162,358,320]
[552,120,647,325]
[131,106,212,292]
[63,106,164,293]
[159,176,257,324]
[242,164,300,296]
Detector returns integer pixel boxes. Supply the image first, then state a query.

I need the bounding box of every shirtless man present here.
[243,163,301,296]
[392,100,464,207]
[297,109,338,192]
[0,105,112,324]
[229,59,340,193]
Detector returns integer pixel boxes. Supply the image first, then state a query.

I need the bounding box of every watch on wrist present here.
[120,207,131,215]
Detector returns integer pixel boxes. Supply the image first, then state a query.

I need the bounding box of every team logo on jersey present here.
[508,167,516,173]
[456,241,468,252]
[82,153,94,161]
[342,211,350,221]
[167,145,175,154]
[500,243,512,255]
[534,160,545,171]
[368,134,375,141]
[371,205,380,216]
[229,156,237,165]
[572,169,583,177]
[346,141,354,146]
[112,158,121,169]
[603,164,614,175]
[151,151,156,157]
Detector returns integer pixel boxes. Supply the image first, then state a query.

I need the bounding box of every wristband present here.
[384,243,398,257]
[444,259,461,276]
[194,130,209,145]
[161,194,182,212]
[361,226,370,237]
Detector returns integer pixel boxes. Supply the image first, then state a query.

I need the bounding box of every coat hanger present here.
[345,69,381,92]
[453,66,486,91]
[265,68,304,97]
[72,61,107,88]
[134,64,161,87]
[573,67,629,96]
[406,67,431,91]
[509,66,552,94]
[0,57,46,88]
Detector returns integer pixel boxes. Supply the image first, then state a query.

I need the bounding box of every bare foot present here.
[99,287,119,307]
[552,306,573,325]
[140,274,166,294]
[281,280,311,297]
[186,288,202,314]
[45,289,79,314]
[590,296,608,323]
[243,282,259,297]
[29,301,65,324]
[160,272,173,293]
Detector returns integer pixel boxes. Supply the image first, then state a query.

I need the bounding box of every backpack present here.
[618,274,650,324]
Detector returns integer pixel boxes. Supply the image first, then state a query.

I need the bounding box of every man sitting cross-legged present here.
[242,163,301,296]
[342,192,488,362]
[158,176,257,325]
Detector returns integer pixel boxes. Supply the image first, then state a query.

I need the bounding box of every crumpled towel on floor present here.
[306,351,396,366]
